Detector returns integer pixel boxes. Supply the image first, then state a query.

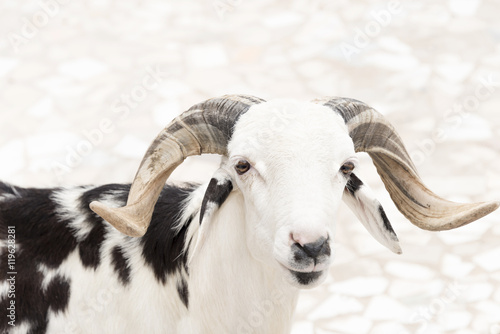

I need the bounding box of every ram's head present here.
[90,95,499,288]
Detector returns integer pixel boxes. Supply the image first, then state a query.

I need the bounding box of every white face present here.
[226,100,357,288]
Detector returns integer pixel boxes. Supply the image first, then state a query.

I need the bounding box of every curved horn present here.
[314,97,499,231]
[90,95,265,237]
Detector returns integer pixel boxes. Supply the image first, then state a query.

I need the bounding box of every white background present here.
[1,0,500,333]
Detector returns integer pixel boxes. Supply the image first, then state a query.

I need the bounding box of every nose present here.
[301,237,330,258]
[292,235,331,260]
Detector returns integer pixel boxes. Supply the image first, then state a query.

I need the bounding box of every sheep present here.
[0,94,498,334]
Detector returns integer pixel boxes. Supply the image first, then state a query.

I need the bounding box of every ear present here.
[342,173,402,254]
[189,168,233,263]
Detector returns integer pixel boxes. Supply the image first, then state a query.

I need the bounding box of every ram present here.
[0,95,498,334]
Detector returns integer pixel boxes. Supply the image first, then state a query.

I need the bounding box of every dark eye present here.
[235,160,251,175]
[340,162,355,175]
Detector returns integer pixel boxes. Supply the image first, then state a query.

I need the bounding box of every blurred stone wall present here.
[1,0,499,333]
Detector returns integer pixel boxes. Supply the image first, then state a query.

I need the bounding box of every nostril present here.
[298,236,330,259]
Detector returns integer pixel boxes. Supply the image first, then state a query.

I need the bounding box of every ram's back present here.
[0,182,196,333]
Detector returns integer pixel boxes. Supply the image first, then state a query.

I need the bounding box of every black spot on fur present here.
[177,278,189,308]
[78,184,129,269]
[111,246,131,285]
[378,205,397,237]
[78,223,106,269]
[0,185,77,269]
[200,177,233,224]
[346,173,363,196]
[141,185,197,284]
[45,275,71,314]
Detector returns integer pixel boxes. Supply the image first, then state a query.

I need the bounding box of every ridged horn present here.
[314,97,499,231]
[90,95,265,237]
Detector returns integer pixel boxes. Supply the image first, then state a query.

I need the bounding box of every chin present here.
[281,266,328,289]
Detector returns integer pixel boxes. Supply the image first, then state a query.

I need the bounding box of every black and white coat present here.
[0,182,192,333]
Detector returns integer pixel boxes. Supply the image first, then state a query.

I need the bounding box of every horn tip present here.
[477,200,500,216]
[90,200,148,237]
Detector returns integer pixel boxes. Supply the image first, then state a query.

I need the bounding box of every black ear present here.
[200,171,233,226]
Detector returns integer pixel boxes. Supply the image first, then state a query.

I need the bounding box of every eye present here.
[235,160,251,175]
[340,162,355,175]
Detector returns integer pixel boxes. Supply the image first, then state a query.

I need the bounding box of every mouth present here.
[288,269,324,285]
[278,262,326,287]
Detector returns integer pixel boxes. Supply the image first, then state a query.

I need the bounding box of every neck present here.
[184,190,299,334]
